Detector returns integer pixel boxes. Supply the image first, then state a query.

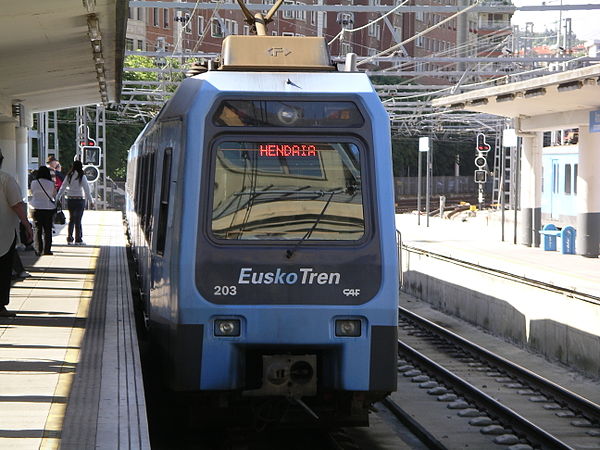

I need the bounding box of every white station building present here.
[432,64,600,258]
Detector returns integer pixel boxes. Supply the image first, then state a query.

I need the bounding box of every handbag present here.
[20,221,34,246]
[54,203,66,225]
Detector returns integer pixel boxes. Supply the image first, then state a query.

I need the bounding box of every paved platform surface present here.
[396,211,599,299]
[1,211,149,449]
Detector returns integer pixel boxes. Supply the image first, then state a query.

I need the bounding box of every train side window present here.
[574,164,578,194]
[140,155,148,227]
[156,148,172,255]
[145,152,156,239]
[136,154,146,215]
[564,164,571,195]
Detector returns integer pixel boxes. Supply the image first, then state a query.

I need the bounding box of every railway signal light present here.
[475,155,487,169]
[83,165,100,183]
[476,133,491,153]
[81,145,102,167]
[474,169,487,183]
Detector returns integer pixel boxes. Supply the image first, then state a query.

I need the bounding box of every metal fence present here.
[394,176,481,197]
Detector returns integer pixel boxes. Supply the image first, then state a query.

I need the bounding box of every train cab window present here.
[213,101,364,128]
[564,164,572,195]
[210,140,365,241]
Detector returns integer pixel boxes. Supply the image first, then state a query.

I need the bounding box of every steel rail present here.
[399,306,600,424]
[396,336,573,449]
[381,397,447,450]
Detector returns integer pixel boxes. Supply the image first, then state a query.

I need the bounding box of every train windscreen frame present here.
[209,139,365,242]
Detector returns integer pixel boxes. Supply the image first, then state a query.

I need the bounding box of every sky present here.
[510,0,600,41]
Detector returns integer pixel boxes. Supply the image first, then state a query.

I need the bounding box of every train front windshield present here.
[210,141,364,241]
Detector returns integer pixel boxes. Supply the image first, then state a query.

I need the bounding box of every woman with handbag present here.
[30,166,57,256]
[57,160,94,246]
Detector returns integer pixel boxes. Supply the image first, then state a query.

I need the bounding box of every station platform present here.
[396,211,600,379]
[396,211,599,298]
[2,211,149,449]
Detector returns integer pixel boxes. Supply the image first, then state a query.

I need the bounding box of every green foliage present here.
[392,137,478,177]
[124,54,186,89]
[369,75,409,85]
[57,109,143,182]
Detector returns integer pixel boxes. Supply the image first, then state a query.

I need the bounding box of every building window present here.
[243,25,250,35]
[184,13,192,34]
[125,38,134,51]
[295,2,306,21]
[368,22,381,39]
[211,18,223,38]
[153,8,159,26]
[163,8,169,28]
[564,164,572,194]
[574,164,578,194]
[282,31,294,36]
[137,7,144,21]
[283,5,293,19]
[416,35,424,47]
[198,16,205,36]
[416,10,424,21]
[137,39,144,51]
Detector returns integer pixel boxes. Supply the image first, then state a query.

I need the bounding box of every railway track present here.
[386,306,600,449]
[395,196,479,213]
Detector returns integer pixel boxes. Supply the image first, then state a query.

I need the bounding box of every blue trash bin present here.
[540,224,559,251]
[559,226,576,254]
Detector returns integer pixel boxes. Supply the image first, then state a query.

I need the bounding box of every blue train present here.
[541,141,578,223]
[125,28,398,426]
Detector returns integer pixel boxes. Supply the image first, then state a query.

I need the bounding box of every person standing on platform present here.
[57,160,94,246]
[47,157,64,191]
[0,148,33,317]
[30,166,57,255]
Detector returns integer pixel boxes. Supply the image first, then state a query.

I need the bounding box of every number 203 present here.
[214,285,237,296]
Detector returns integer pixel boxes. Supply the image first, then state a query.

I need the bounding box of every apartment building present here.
[126,0,513,84]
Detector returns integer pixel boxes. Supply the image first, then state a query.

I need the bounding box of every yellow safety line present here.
[40,214,105,449]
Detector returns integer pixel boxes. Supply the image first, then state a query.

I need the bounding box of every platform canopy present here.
[431,64,600,131]
[0,0,127,120]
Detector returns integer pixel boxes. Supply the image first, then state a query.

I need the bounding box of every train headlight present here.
[277,105,299,125]
[335,319,361,337]
[214,319,241,337]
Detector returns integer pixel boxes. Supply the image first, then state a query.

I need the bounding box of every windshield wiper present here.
[285,190,337,259]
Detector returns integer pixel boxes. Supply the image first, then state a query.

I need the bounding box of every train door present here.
[149,120,180,317]
[550,159,560,220]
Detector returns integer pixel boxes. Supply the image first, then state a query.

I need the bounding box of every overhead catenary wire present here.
[327,0,411,46]
[357,0,483,66]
